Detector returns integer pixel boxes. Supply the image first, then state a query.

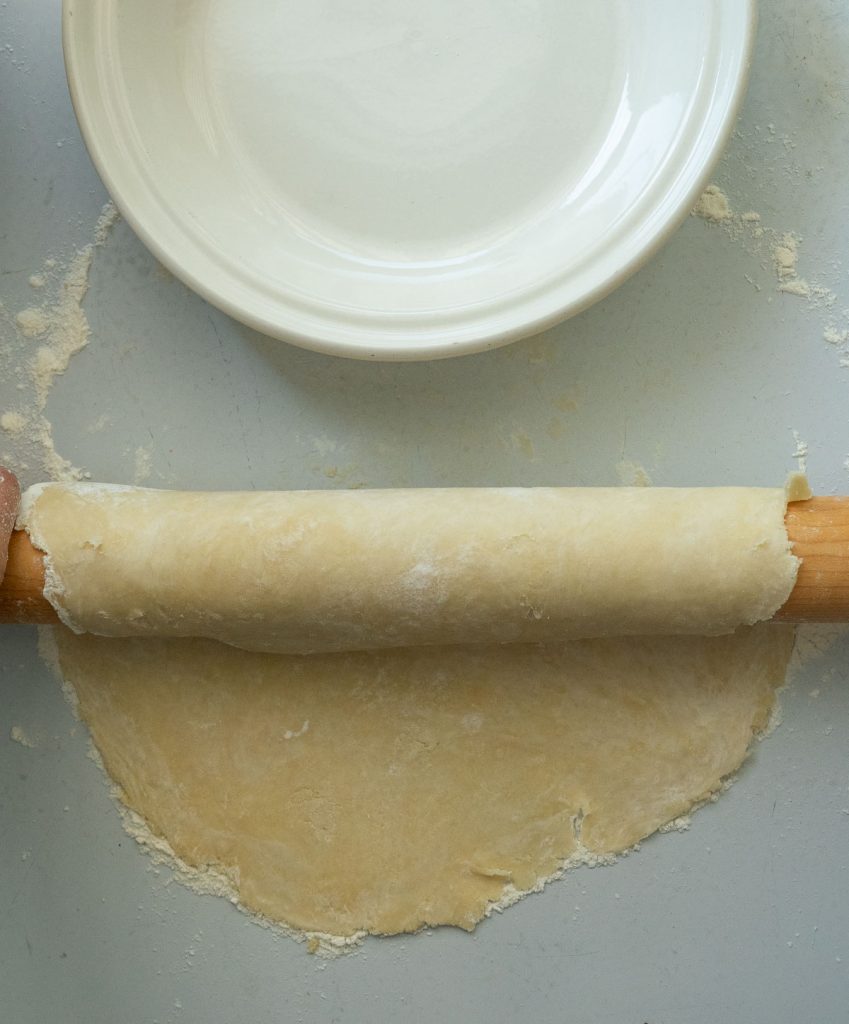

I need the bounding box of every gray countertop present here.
[2,2,849,1021]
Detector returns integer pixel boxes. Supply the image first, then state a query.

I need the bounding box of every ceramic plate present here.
[64,1,755,360]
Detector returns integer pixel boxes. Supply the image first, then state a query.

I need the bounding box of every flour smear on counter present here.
[0,203,118,484]
[692,183,849,364]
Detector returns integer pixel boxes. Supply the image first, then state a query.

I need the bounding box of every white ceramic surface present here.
[64,0,755,359]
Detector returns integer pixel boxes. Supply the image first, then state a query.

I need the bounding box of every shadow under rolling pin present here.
[0,497,847,627]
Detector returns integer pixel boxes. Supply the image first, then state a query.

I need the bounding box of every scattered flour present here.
[693,182,849,369]
[86,413,110,434]
[773,234,801,280]
[1,411,26,435]
[692,185,732,223]
[659,814,692,834]
[824,327,849,346]
[791,430,809,473]
[10,725,36,748]
[616,460,653,487]
[0,202,119,483]
[779,279,811,299]
[93,204,120,246]
[133,445,153,485]
[510,430,535,461]
[695,188,813,298]
[15,308,49,337]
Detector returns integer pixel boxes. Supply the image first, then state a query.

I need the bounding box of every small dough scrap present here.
[21,484,800,653]
[54,625,793,938]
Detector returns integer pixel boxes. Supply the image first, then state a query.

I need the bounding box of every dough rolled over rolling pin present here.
[0,480,846,649]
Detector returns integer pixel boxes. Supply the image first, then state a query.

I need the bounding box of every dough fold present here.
[21,483,801,653]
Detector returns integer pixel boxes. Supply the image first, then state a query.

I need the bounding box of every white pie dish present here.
[63,0,756,361]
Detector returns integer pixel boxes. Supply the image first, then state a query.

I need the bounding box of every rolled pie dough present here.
[24,482,805,945]
[22,482,804,652]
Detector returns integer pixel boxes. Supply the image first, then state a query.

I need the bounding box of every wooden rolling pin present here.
[0,497,848,626]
